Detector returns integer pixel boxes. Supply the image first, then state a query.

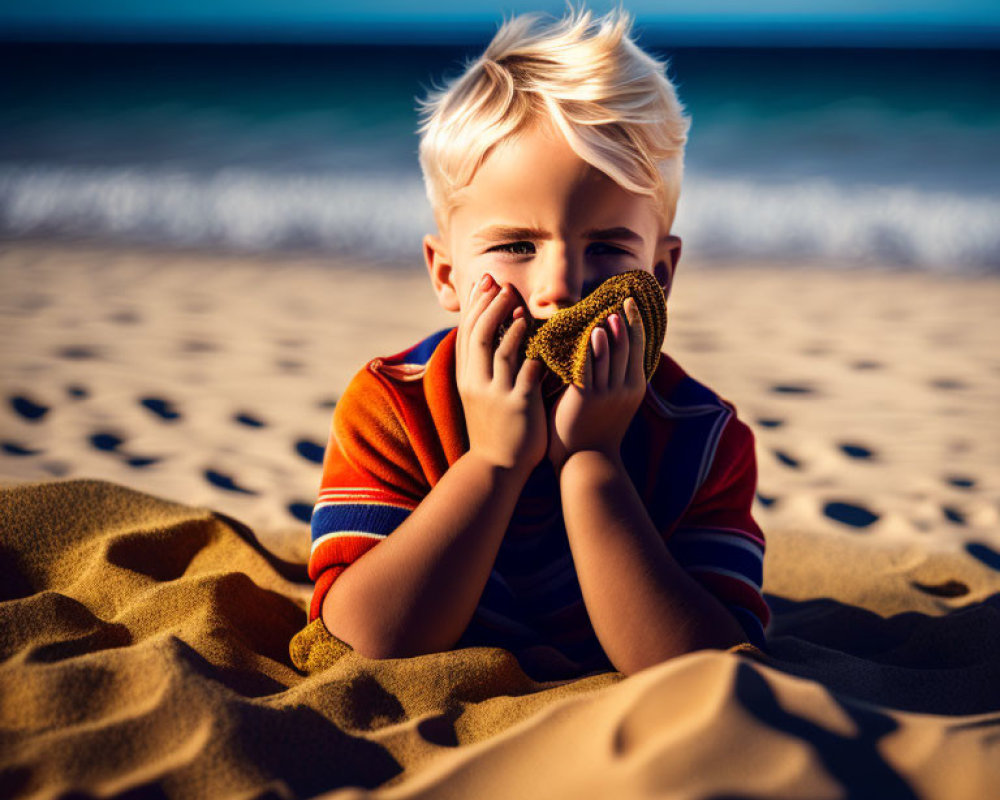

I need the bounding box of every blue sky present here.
[3,0,999,45]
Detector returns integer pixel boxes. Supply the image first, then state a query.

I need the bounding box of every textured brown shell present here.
[525,270,667,390]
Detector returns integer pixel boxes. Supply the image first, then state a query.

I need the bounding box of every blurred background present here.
[1,0,998,271]
[2,2,999,546]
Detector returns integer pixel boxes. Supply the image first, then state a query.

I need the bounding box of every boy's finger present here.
[514,357,545,395]
[607,311,629,387]
[494,314,528,386]
[458,275,498,359]
[465,274,500,331]
[472,283,519,354]
[590,325,609,391]
[623,297,646,384]
[464,278,507,381]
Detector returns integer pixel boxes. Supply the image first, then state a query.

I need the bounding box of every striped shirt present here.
[308,327,770,679]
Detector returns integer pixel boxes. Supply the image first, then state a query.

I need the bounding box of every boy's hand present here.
[456,273,547,473]
[548,297,646,473]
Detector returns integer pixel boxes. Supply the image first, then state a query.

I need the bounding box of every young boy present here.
[306,7,770,680]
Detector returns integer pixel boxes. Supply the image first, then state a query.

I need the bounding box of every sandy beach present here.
[3,242,997,557]
[2,240,999,798]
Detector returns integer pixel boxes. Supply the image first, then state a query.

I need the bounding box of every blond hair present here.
[416,4,691,233]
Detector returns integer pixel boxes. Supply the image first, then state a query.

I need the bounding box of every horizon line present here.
[2,20,999,49]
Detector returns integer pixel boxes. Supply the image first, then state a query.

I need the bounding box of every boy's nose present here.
[531,248,580,318]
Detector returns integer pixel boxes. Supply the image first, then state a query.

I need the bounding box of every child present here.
[306,7,770,680]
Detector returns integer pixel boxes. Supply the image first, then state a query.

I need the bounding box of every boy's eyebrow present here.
[473,225,644,243]
[473,225,552,242]
[583,226,644,244]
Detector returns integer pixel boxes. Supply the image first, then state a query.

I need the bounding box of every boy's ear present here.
[423,233,460,312]
[652,235,682,301]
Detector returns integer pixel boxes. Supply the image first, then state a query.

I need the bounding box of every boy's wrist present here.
[462,447,539,486]
[555,447,625,482]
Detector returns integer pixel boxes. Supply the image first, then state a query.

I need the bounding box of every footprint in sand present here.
[140,396,181,421]
[287,502,313,523]
[942,506,967,525]
[911,579,969,598]
[180,339,217,354]
[276,358,305,372]
[772,449,802,469]
[295,439,325,464]
[755,491,778,508]
[90,432,125,452]
[56,345,101,360]
[66,385,89,399]
[930,378,967,391]
[126,457,160,468]
[756,418,785,429]
[946,475,976,489]
[234,412,266,428]
[823,500,879,529]
[2,441,43,456]
[317,397,338,410]
[10,395,50,421]
[108,309,141,325]
[966,542,1000,571]
[839,443,875,460]
[204,469,257,495]
[89,431,160,468]
[770,383,815,395]
[850,360,883,370]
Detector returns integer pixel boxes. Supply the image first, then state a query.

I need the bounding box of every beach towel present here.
[525,268,667,391]
[2,479,999,799]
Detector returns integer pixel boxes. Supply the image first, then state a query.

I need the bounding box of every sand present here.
[1,240,999,798]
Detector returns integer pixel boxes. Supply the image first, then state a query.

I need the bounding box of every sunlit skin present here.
[322,117,748,673]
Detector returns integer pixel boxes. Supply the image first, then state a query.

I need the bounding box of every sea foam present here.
[1,164,997,272]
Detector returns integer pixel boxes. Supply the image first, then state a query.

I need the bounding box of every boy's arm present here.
[321,276,546,659]
[559,451,749,676]
[323,450,532,659]
[550,299,749,677]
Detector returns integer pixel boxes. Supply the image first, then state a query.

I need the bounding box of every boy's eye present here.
[588,242,629,256]
[489,242,630,256]
[491,241,535,255]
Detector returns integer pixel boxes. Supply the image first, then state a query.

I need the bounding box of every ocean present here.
[1,41,998,272]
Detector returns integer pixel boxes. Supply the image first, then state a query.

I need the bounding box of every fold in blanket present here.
[2,480,999,800]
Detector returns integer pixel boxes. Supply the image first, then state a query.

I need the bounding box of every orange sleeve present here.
[306,364,427,622]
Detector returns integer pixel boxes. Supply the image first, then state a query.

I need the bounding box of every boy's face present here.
[424,117,682,325]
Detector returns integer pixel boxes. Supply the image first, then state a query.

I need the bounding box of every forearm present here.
[559,450,748,676]
[322,451,529,659]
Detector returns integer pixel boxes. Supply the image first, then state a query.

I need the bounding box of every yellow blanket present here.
[2,480,998,799]
[525,269,667,390]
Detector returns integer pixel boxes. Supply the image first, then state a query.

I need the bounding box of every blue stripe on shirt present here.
[402,328,451,366]
[667,537,764,588]
[311,503,412,542]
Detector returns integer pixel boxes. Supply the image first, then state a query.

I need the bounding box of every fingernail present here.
[512,305,525,319]
[481,273,494,289]
[608,313,621,336]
